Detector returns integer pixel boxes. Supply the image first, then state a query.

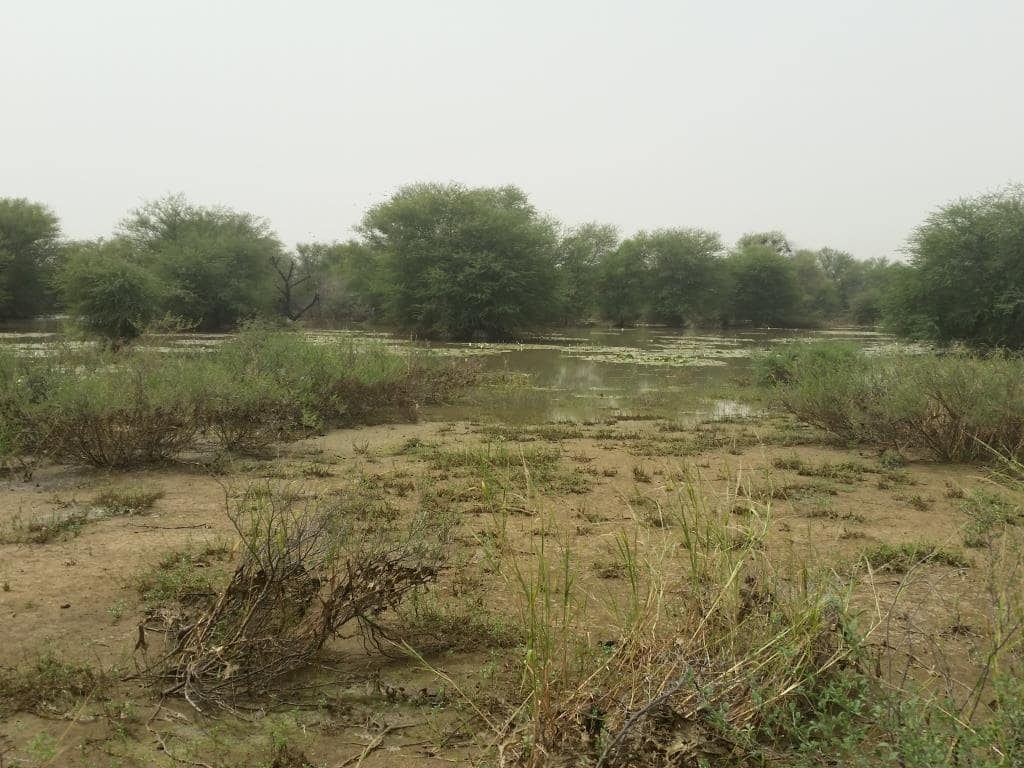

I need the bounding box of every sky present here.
[3,0,1023,259]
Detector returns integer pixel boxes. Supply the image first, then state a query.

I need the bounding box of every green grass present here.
[860,542,970,572]
[136,546,229,607]
[960,489,1021,547]
[0,651,109,716]
[93,487,164,516]
[759,344,1024,462]
[0,327,478,467]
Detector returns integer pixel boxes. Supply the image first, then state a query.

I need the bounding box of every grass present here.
[135,545,229,608]
[93,486,164,515]
[0,326,478,467]
[961,488,1021,547]
[0,651,109,716]
[772,455,868,482]
[0,486,164,544]
[860,541,970,572]
[759,344,1024,462]
[419,441,592,495]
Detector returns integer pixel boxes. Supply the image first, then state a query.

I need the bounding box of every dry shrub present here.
[141,485,452,711]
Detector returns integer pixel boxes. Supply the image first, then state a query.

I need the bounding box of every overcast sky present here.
[4,0,1022,259]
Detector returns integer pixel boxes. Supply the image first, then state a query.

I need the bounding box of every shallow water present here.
[0,320,890,424]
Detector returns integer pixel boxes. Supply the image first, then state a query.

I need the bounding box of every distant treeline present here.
[1,183,1021,346]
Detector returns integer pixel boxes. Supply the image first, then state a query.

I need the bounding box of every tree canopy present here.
[56,239,163,345]
[0,198,62,319]
[361,183,560,340]
[886,187,1024,348]
[121,195,282,331]
[8,183,1020,348]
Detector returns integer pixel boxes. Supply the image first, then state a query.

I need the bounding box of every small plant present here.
[631,465,652,483]
[93,487,164,516]
[879,449,905,469]
[107,601,127,623]
[136,547,227,608]
[960,489,1021,547]
[0,651,109,716]
[860,542,970,572]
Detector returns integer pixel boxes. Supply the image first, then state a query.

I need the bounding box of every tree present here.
[887,187,1024,347]
[0,198,62,319]
[727,242,801,327]
[737,230,792,257]
[597,238,651,327]
[57,239,163,346]
[271,255,319,321]
[361,183,560,340]
[556,222,618,325]
[645,228,727,326]
[791,249,840,323]
[121,195,282,330]
[295,240,388,323]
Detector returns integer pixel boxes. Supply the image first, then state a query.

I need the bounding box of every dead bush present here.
[140,484,452,711]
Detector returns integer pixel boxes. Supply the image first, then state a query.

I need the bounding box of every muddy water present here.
[415,326,893,424]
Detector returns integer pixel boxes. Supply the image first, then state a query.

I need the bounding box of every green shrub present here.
[860,542,970,572]
[764,347,1024,462]
[960,489,1021,547]
[1,327,478,467]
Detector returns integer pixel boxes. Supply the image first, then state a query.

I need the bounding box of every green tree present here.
[0,198,62,319]
[645,228,727,326]
[847,257,893,325]
[121,195,282,330]
[737,230,792,257]
[57,239,163,345]
[728,243,801,327]
[295,240,388,322]
[792,249,840,323]
[890,186,1024,347]
[597,238,651,326]
[556,222,618,325]
[361,183,560,340]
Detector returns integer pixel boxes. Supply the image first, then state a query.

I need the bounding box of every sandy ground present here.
[0,415,1006,767]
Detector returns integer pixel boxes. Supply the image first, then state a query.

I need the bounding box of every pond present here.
[0,320,892,425]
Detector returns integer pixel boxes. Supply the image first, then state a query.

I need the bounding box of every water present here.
[0,320,890,425]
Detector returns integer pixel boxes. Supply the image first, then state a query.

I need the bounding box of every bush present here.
[2,327,478,467]
[763,346,1024,462]
[57,239,164,346]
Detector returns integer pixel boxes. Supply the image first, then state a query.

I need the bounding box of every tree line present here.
[1,183,1021,347]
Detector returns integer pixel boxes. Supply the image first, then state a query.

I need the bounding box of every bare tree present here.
[272,255,319,321]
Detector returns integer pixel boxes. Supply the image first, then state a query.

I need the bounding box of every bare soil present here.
[0,415,1001,767]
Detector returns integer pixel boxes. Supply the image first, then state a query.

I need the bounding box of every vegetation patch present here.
[0,651,109,716]
[760,345,1024,462]
[860,542,970,572]
[140,484,452,709]
[0,327,478,468]
[960,489,1022,547]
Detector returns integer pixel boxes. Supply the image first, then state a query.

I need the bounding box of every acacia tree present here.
[556,222,618,325]
[0,198,62,319]
[121,195,282,330]
[727,242,801,327]
[645,228,727,326]
[887,187,1024,348]
[597,237,651,327]
[57,239,163,346]
[361,183,560,340]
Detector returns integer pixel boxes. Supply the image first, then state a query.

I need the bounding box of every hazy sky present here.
[4,0,1023,259]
